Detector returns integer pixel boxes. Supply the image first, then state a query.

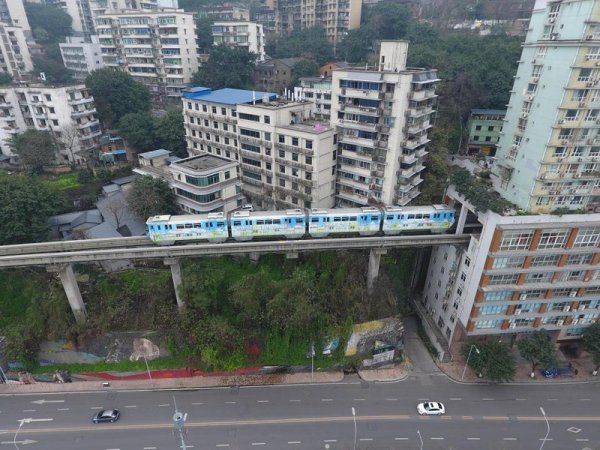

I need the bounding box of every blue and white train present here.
[146,205,455,245]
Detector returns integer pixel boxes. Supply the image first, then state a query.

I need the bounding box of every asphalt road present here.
[1,375,599,450]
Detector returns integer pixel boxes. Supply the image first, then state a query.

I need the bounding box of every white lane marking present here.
[23,410,36,412]
[430,437,444,440]
[57,408,70,411]
[394,438,408,440]
[158,404,170,407]
[539,438,553,441]
[91,407,103,410]
[359,438,373,441]
[467,437,480,440]
[192,402,204,405]
[106,448,120,450]
[224,401,236,404]
[576,439,590,442]
[482,398,494,401]
[515,398,527,401]
[257,400,269,403]
[216,445,230,448]
[385,398,398,401]
[287,441,301,444]
[418,398,429,401]
[503,438,517,441]
[289,400,301,402]
[143,447,157,449]
[321,399,333,402]
[251,443,265,446]
[124,405,137,408]
[323,440,337,443]
[450,398,462,401]
[353,398,365,401]
[579,398,592,401]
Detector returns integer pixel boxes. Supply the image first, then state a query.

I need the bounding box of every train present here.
[145,205,456,245]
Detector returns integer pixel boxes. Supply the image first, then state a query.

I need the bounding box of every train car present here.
[146,212,228,244]
[381,205,455,235]
[229,209,307,241]
[308,207,382,238]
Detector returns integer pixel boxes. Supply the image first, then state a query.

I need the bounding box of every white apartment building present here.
[95,9,198,97]
[331,40,439,207]
[420,187,600,359]
[0,0,33,80]
[212,21,266,61]
[0,84,101,164]
[294,76,332,120]
[59,36,104,80]
[182,87,337,209]
[492,0,600,213]
[136,149,243,214]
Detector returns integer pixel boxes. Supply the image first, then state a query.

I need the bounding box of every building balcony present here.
[341,103,380,116]
[274,186,312,202]
[407,122,432,134]
[340,87,382,101]
[336,185,369,205]
[275,141,313,156]
[274,156,313,172]
[338,134,375,149]
[404,136,430,149]
[69,96,94,106]
[400,153,417,165]
[407,105,434,118]
[410,89,437,102]
[394,187,420,206]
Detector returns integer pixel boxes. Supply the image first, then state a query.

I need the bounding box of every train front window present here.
[311,217,319,223]
[386,215,393,220]
[371,216,379,222]
[233,221,241,226]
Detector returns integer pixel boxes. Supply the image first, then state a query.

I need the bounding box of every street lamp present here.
[351,407,357,450]
[539,406,550,450]
[461,344,481,380]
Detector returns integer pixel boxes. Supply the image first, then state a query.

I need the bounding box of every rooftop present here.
[138,149,172,159]
[181,87,278,105]
[174,154,235,171]
[470,109,507,116]
[279,120,332,135]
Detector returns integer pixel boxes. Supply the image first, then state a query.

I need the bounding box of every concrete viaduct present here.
[0,234,471,325]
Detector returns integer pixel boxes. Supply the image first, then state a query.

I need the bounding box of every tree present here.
[55,125,82,163]
[33,44,74,84]
[104,193,127,229]
[290,60,320,88]
[195,16,214,53]
[0,72,12,85]
[126,175,177,219]
[25,2,72,44]
[266,27,333,65]
[583,323,600,374]
[518,329,557,375]
[363,0,412,40]
[154,109,187,157]
[337,26,377,63]
[0,174,65,244]
[192,45,257,90]
[118,112,155,152]
[85,69,151,127]
[461,341,516,383]
[11,129,58,173]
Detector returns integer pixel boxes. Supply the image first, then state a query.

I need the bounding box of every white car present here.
[417,402,445,415]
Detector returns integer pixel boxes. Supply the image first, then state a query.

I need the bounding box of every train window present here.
[311,217,319,223]
[217,222,225,227]
[334,217,342,222]
[371,216,379,222]
[257,220,265,225]
[416,214,423,219]
[185,224,193,228]
[349,216,357,221]
[194,223,201,228]
[386,215,394,220]
[408,214,415,219]
[297,218,304,223]
[233,221,241,226]
[265,219,273,225]
[340,216,347,222]
[423,214,430,219]
[272,219,280,224]
[176,224,184,230]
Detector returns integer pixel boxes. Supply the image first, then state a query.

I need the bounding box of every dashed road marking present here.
[192,402,204,406]
[215,445,230,448]
[323,440,337,443]
[515,398,527,401]
[385,398,398,401]
[91,407,103,410]
[577,439,590,442]
[287,441,301,444]
[251,443,265,446]
[482,398,494,401]
[467,437,480,440]
[289,400,301,402]
[359,438,373,441]
[143,447,157,449]
[394,438,408,440]
[321,399,333,402]
[57,408,70,411]
[449,398,462,401]
[124,405,136,408]
[257,400,269,403]
[23,410,36,412]
[224,402,237,405]
[158,404,170,407]
[353,399,365,401]
[503,438,517,441]
[430,437,444,440]
[547,398,559,401]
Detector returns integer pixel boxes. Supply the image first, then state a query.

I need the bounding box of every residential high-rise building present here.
[182,87,337,209]
[59,36,104,80]
[262,0,361,47]
[212,21,266,61]
[0,84,102,164]
[294,76,332,121]
[95,9,199,97]
[492,0,600,213]
[331,40,439,207]
[0,0,33,80]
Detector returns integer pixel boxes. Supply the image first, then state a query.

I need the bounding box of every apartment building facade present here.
[421,187,600,353]
[182,87,337,209]
[331,40,439,207]
[466,109,506,156]
[0,0,33,80]
[294,76,332,121]
[136,149,243,214]
[95,9,198,97]
[492,0,600,213]
[0,84,101,164]
[59,36,104,80]
[262,0,361,47]
[212,21,265,61]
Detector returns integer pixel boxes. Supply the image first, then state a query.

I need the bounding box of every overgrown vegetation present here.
[450,168,514,214]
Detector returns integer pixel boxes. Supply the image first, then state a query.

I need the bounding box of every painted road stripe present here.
[394,438,408,440]
[467,437,480,440]
[287,441,301,444]
[359,438,373,441]
[257,400,269,403]
[192,403,204,405]
[323,440,337,443]
[503,438,517,440]
[462,416,473,420]
[289,400,301,402]
[483,416,509,421]
[450,398,462,401]
[215,445,230,447]
[515,398,527,401]
[385,398,398,401]
[321,399,333,402]
[430,437,444,440]
[91,406,103,410]
[57,408,70,411]
[143,447,157,449]
[353,399,365,401]
[224,402,236,404]
[158,404,170,407]
[482,398,494,401]
[251,443,265,446]
[576,439,589,442]
[125,406,136,408]
[23,410,36,412]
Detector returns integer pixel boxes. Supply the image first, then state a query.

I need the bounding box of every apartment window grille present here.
[499,231,533,250]
[573,227,600,247]
[524,272,553,283]
[474,320,502,329]
[530,254,560,267]
[492,256,525,269]
[488,274,519,285]
[538,229,569,249]
[567,254,594,265]
[480,305,507,315]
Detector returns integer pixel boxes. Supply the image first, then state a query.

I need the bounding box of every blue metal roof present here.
[181,87,278,105]
[138,149,172,159]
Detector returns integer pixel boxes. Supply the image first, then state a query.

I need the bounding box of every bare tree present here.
[104,193,127,229]
[53,124,81,164]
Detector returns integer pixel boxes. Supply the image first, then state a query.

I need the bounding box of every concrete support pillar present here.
[367,249,387,295]
[455,202,469,234]
[410,248,425,290]
[164,258,184,311]
[50,264,86,325]
[249,252,260,263]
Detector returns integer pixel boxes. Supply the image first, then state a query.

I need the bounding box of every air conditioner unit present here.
[515,309,522,315]
[587,35,594,40]
[548,17,555,23]
[558,119,565,124]
[596,61,600,66]
[572,319,580,325]
[570,290,578,297]
[521,112,529,118]
[509,324,517,329]
[556,320,564,326]
[579,305,587,311]
[579,102,586,107]
[520,294,528,300]
[563,306,571,311]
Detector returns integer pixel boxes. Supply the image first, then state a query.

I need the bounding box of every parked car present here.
[417,402,445,415]
[92,409,120,423]
[541,365,577,378]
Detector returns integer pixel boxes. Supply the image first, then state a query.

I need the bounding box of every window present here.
[560,270,584,282]
[240,128,260,138]
[488,274,519,285]
[460,272,467,282]
[184,173,220,187]
[566,254,593,265]
[264,115,270,124]
[475,320,501,329]
[292,137,299,146]
[225,171,230,179]
[306,140,313,149]
[499,231,533,251]
[480,305,507,315]
[538,229,569,249]
[483,291,512,301]
[524,272,553,283]
[292,153,299,161]
[279,135,285,143]
[530,254,560,267]
[573,227,600,247]
[239,113,260,122]
[519,289,546,299]
[492,256,525,269]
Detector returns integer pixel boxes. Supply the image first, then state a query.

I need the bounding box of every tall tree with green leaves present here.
[154,109,187,157]
[118,112,155,152]
[517,329,557,375]
[33,44,74,84]
[25,1,72,44]
[85,69,151,127]
[583,323,600,374]
[266,27,333,65]
[126,175,178,219]
[192,45,257,89]
[195,16,215,53]
[10,129,58,173]
[0,174,65,244]
[462,340,516,383]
